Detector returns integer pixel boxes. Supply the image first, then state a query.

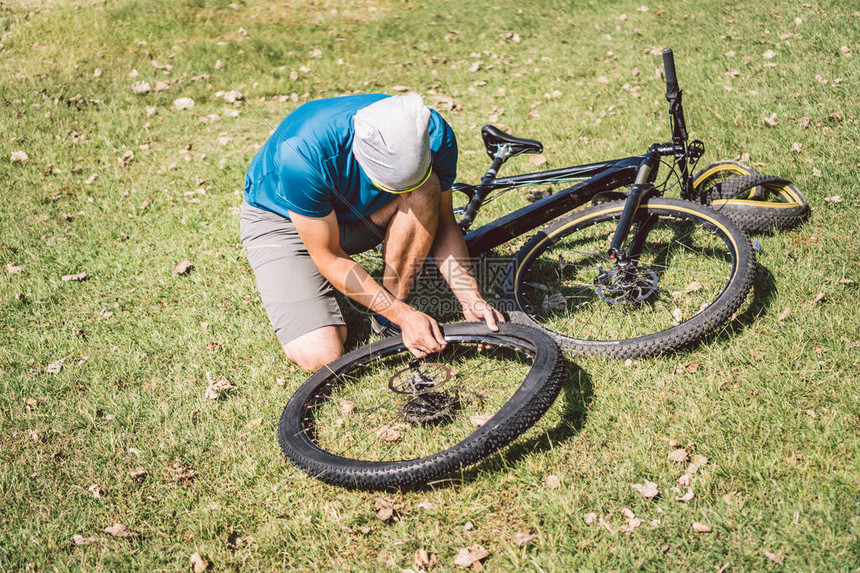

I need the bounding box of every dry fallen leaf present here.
[374,497,400,522]
[810,292,826,306]
[544,474,561,489]
[619,508,642,533]
[764,550,785,565]
[104,523,133,538]
[417,500,435,511]
[414,548,435,569]
[190,552,209,572]
[62,272,89,282]
[632,480,659,499]
[529,154,547,166]
[72,534,99,546]
[337,399,354,416]
[790,142,802,153]
[685,362,700,374]
[454,545,489,568]
[761,112,778,127]
[678,472,693,487]
[375,423,409,442]
[672,308,683,324]
[823,195,842,203]
[584,512,598,525]
[88,484,105,499]
[675,488,695,502]
[692,522,712,533]
[172,260,194,275]
[668,448,689,463]
[5,263,23,274]
[131,81,151,94]
[204,374,235,400]
[469,414,492,427]
[174,97,195,110]
[778,307,791,322]
[118,151,134,167]
[691,454,708,467]
[43,358,65,375]
[129,468,147,481]
[513,531,535,547]
[763,50,777,60]
[11,150,29,164]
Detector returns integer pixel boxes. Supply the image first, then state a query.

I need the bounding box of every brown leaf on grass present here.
[810,292,826,306]
[790,142,802,153]
[620,507,642,532]
[173,97,195,110]
[131,81,151,94]
[678,472,693,486]
[454,545,489,568]
[245,417,263,429]
[166,460,197,484]
[374,497,400,522]
[668,448,688,463]
[5,263,23,274]
[338,399,354,416]
[72,534,100,546]
[172,260,194,275]
[140,197,152,210]
[24,397,39,411]
[632,480,659,499]
[375,423,409,442]
[764,550,785,565]
[190,552,210,572]
[675,488,695,502]
[104,523,133,537]
[761,112,778,127]
[692,522,712,533]
[26,429,40,442]
[529,154,547,166]
[513,531,535,547]
[469,414,492,427]
[414,548,437,569]
[46,358,65,374]
[129,468,147,481]
[11,150,29,164]
[778,307,791,321]
[204,375,234,400]
[671,308,683,325]
[685,362,700,374]
[544,474,561,489]
[762,50,777,60]
[691,454,708,467]
[62,272,89,282]
[584,512,598,525]
[823,195,842,203]
[88,484,105,499]
[118,151,134,167]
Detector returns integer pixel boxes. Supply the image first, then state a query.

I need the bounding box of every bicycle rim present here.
[506,198,754,358]
[278,322,564,489]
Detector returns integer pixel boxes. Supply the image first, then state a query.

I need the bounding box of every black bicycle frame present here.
[459,48,693,259]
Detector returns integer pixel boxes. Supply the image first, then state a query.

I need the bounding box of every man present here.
[241,93,503,371]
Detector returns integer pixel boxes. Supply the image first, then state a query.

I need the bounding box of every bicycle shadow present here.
[421,360,593,490]
[698,260,776,347]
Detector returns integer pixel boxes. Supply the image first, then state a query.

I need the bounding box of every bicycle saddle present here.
[481,125,544,159]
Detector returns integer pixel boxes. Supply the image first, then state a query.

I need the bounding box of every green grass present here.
[1,0,859,570]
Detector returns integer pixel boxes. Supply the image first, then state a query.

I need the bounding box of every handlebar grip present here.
[662,48,679,93]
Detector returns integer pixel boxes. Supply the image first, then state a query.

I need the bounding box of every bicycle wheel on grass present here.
[503,198,755,359]
[278,322,565,490]
[692,160,758,200]
[702,173,809,234]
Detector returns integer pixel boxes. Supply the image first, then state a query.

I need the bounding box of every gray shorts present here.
[239,201,386,344]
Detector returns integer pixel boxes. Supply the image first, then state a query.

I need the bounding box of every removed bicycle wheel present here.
[278,322,565,490]
[503,198,756,359]
[702,172,809,234]
[692,160,759,200]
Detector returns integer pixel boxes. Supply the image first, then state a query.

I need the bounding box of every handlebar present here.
[662,48,679,95]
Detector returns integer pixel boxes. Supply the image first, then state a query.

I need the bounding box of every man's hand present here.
[461,294,505,331]
[397,308,448,358]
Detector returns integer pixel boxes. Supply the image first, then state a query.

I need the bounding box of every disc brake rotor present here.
[595,266,659,305]
[388,362,454,395]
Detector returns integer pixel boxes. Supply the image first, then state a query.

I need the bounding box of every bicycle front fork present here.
[607,151,659,261]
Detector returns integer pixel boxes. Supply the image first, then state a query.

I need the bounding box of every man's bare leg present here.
[282,325,347,372]
[369,174,442,301]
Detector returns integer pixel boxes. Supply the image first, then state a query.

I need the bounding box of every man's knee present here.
[281,325,346,372]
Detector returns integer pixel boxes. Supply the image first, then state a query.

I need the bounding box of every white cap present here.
[352,94,432,193]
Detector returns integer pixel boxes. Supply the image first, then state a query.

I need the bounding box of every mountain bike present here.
[278,49,757,489]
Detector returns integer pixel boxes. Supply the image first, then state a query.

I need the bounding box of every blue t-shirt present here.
[244,94,458,222]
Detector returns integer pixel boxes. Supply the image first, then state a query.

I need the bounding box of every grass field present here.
[1,0,859,570]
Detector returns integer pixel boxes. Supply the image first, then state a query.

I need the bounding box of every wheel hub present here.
[595,264,659,304]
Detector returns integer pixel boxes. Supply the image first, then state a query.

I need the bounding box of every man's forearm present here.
[314,254,410,323]
[430,219,481,303]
